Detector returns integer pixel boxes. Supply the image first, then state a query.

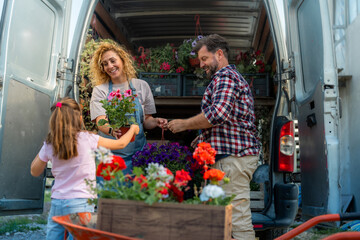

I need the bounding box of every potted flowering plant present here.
[176,35,203,72]
[132,142,197,175]
[235,49,274,98]
[90,143,234,240]
[235,50,272,74]
[97,89,137,140]
[132,142,204,199]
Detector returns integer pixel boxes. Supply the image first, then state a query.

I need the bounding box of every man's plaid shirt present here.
[199,64,260,157]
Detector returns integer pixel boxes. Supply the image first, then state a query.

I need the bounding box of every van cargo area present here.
[84,1,298,239]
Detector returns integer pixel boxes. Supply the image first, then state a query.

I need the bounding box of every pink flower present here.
[108,92,116,101]
[160,62,171,72]
[116,93,122,100]
[124,89,132,97]
[176,66,184,73]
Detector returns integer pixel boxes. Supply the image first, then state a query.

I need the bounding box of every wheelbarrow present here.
[275,212,360,240]
[52,212,140,240]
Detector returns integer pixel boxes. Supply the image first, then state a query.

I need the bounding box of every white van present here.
[0,0,352,239]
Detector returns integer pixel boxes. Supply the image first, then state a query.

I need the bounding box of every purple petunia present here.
[191,40,197,47]
[132,142,195,175]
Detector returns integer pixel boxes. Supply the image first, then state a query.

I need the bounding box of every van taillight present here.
[277,121,295,172]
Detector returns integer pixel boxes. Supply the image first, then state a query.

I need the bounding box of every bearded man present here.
[168,34,260,240]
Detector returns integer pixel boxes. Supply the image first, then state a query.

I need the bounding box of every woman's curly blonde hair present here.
[89,41,137,86]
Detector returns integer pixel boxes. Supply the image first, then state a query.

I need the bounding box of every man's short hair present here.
[193,34,230,59]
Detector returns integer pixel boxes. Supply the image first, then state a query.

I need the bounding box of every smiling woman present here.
[89,41,168,174]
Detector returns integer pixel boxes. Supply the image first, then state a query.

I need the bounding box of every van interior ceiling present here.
[92,0,276,72]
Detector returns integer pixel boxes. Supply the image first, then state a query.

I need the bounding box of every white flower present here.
[200,185,225,202]
[146,163,173,184]
[91,146,113,164]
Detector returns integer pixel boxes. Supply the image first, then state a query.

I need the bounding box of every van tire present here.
[256,228,288,240]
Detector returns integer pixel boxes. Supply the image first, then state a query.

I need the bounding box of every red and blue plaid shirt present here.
[199,64,260,157]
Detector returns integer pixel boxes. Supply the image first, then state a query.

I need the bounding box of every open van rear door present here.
[0,0,72,216]
[285,0,340,219]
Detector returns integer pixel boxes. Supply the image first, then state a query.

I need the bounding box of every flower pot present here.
[96,198,232,240]
[120,126,135,142]
[189,57,200,67]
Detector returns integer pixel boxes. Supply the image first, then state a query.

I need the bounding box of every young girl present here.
[30,97,139,240]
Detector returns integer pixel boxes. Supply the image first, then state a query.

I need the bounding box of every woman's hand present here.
[112,128,122,139]
[156,117,168,130]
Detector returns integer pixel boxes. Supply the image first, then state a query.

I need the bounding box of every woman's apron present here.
[99,81,147,175]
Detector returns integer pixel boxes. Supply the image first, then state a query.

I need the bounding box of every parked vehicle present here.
[0,0,353,239]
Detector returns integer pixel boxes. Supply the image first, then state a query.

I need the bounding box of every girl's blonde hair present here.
[89,41,137,86]
[46,97,83,160]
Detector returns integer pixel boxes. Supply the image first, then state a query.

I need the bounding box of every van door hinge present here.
[57,57,74,80]
[275,58,295,83]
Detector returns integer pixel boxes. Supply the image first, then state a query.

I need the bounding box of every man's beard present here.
[206,61,219,78]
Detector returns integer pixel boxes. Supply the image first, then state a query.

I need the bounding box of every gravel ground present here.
[0,202,49,240]
[0,227,46,240]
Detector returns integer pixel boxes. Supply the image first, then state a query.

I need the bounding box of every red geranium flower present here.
[134,174,148,189]
[169,183,184,202]
[174,170,191,187]
[96,155,126,181]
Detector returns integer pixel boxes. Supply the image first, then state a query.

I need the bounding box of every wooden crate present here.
[250,183,265,211]
[97,199,232,240]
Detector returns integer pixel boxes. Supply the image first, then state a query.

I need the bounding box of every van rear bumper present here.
[252,183,299,230]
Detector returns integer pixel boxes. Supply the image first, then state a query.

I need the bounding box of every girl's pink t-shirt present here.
[39,131,99,199]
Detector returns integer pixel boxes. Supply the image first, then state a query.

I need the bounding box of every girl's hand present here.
[130,124,140,135]
[157,118,168,130]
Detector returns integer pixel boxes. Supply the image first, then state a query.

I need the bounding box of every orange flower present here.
[203,169,225,183]
[193,142,216,166]
[96,155,126,180]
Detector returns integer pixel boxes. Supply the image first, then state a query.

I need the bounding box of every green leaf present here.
[98,119,108,126]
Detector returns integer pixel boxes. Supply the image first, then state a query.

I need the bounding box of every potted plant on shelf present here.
[177,35,203,71]
[97,89,138,141]
[235,50,272,74]
[88,143,234,240]
[235,50,274,97]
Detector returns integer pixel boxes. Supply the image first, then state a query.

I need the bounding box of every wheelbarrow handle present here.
[275,212,360,240]
[322,232,360,240]
[275,214,340,240]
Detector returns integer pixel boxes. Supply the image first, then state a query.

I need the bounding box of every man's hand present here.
[168,119,188,133]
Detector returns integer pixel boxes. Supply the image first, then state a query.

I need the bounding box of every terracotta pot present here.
[120,126,135,142]
[189,57,200,67]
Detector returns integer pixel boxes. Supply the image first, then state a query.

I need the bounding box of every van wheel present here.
[256,228,288,240]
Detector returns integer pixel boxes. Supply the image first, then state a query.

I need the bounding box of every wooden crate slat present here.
[97,199,232,240]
